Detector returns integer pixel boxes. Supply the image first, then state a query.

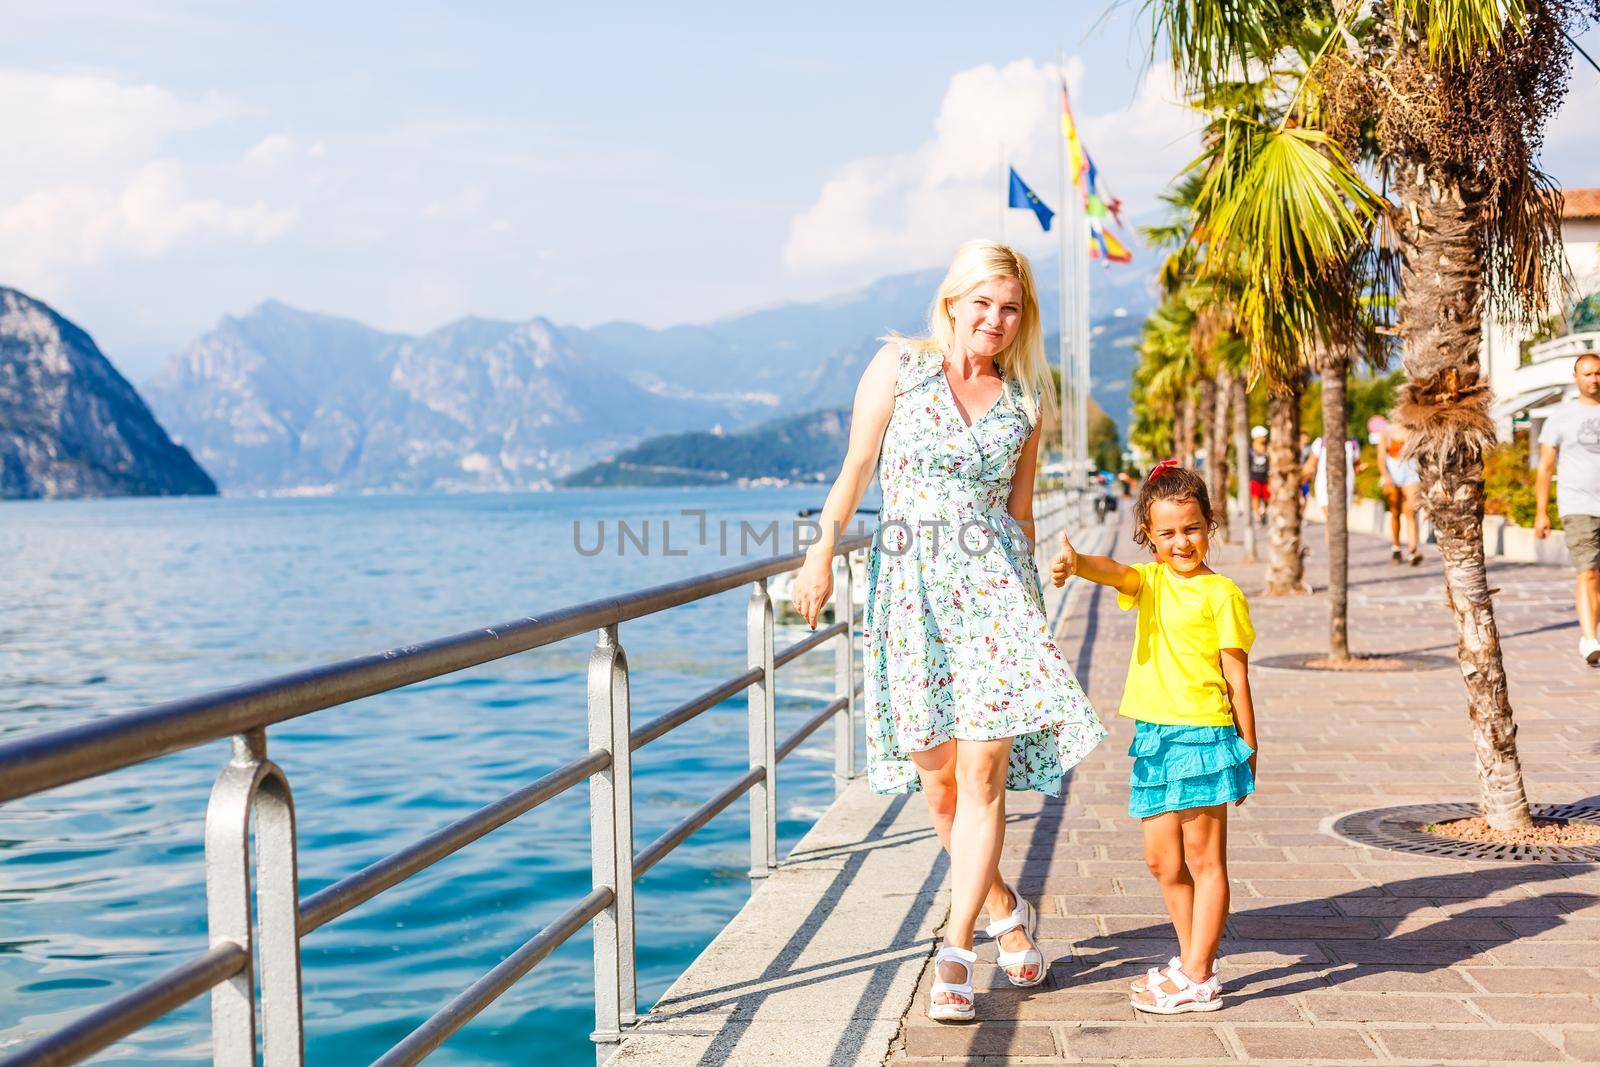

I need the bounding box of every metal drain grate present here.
[1333,803,1600,864]
[1254,652,1459,673]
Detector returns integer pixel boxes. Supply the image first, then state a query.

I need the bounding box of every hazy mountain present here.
[0,287,215,500]
[143,253,1155,493]
[144,304,742,493]
[569,254,1154,430]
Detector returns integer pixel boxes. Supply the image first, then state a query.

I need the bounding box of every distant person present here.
[790,240,1107,1022]
[1534,351,1600,667]
[1247,425,1269,525]
[1378,415,1423,566]
[1095,469,1119,523]
[1302,432,1361,523]
[1298,432,1313,502]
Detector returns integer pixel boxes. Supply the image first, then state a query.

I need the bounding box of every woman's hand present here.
[1048,530,1077,587]
[1238,751,1258,806]
[790,557,835,630]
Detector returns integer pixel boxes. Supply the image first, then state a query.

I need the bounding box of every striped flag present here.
[1060,78,1088,188]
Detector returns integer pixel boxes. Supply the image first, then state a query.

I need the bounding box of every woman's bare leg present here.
[914,742,1037,983]
[913,739,1016,1003]
[1401,484,1422,554]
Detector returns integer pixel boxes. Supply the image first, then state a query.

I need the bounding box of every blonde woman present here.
[791,240,1106,1023]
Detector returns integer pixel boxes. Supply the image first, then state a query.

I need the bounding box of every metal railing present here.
[0,490,1079,1067]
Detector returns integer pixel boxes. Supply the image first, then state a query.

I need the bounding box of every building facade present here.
[1483,187,1600,447]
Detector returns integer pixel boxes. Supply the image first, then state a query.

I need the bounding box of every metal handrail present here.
[0,489,1081,1067]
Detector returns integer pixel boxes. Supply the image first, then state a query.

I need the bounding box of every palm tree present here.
[1148,0,1593,829]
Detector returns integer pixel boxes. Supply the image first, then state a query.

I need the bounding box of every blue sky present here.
[3,2,1597,379]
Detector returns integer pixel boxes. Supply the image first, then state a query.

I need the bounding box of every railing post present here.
[747,578,776,879]
[832,550,855,794]
[588,624,635,1064]
[204,728,305,1067]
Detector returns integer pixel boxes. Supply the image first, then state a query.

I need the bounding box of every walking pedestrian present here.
[1247,425,1269,526]
[1049,463,1258,1014]
[1378,414,1424,566]
[1534,352,1600,666]
[791,240,1107,1023]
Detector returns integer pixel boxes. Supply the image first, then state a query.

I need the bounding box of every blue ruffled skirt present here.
[1128,722,1254,818]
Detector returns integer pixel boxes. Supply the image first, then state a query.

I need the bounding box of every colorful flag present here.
[1086,193,1133,263]
[1059,78,1088,188]
[1007,167,1054,232]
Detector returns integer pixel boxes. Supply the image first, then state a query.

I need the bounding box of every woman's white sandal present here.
[928,944,979,1023]
[984,894,1047,988]
[1131,966,1223,1015]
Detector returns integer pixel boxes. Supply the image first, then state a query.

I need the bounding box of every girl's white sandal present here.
[1131,966,1223,1015]
[1130,955,1222,993]
[928,944,979,1023]
[984,893,1047,988]
[1129,956,1181,993]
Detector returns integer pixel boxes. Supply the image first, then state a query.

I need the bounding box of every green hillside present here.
[561,408,852,487]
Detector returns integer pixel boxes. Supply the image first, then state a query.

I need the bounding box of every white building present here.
[1484,187,1600,446]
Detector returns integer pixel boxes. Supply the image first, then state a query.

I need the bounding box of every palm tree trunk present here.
[1211,368,1233,542]
[1176,389,1195,466]
[1395,176,1532,831]
[1233,374,1257,561]
[1321,349,1352,661]
[1264,382,1306,595]
[1197,377,1217,504]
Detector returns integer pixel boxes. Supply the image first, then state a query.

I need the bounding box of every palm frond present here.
[1392,0,1528,65]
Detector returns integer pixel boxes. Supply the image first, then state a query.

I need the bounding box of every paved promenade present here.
[894,521,1600,1065]
[617,519,1599,1065]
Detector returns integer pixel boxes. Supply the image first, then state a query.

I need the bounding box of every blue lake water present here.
[0,486,880,1064]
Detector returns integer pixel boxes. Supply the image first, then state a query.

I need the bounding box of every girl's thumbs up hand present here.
[1049,530,1077,587]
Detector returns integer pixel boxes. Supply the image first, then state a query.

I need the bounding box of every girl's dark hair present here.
[1132,463,1215,550]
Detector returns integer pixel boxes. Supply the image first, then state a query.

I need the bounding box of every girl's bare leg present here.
[1176,805,1228,982]
[1140,811,1194,969]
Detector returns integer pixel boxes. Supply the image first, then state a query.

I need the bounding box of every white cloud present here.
[783,58,1202,284]
[0,69,293,284]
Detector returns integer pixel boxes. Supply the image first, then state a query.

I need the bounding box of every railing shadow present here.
[1055,861,1598,1004]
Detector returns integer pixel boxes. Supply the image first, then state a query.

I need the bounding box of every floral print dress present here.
[862,341,1107,795]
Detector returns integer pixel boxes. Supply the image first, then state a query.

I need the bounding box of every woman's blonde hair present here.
[883,239,1056,429]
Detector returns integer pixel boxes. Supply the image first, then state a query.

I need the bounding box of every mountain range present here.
[139,258,1152,493]
[0,254,1154,498]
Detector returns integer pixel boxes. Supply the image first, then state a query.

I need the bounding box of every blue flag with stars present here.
[1007,167,1054,232]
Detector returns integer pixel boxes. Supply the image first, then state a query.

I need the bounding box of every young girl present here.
[1049,461,1258,1014]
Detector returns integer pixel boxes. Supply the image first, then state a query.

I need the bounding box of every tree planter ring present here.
[1333,803,1600,863]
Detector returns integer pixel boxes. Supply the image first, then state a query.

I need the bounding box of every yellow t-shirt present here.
[1116,561,1254,726]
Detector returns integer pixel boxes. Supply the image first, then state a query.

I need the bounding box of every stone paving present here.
[890,519,1600,1065]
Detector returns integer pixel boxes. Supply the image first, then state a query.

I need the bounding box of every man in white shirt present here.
[1535,352,1600,667]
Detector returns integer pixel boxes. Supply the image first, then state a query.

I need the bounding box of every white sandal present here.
[1129,956,1181,993]
[1131,955,1224,992]
[928,944,978,1023]
[1131,965,1223,1014]
[984,892,1047,988]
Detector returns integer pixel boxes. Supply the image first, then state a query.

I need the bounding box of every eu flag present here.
[1007,167,1054,232]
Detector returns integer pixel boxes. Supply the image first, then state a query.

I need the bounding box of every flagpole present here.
[999,141,1007,244]
[1077,187,1091,489]
[1055,52,1071,496]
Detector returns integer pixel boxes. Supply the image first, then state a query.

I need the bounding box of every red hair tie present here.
[1146,459,1180,482]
